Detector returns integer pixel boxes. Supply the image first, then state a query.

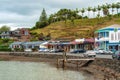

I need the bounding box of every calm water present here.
[0,61,93,80]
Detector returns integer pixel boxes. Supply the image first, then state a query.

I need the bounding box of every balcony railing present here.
[95,37,109,42]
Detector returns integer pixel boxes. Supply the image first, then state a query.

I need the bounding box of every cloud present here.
[0,0,119,30]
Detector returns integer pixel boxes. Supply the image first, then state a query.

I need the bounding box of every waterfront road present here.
[23,52,113,59]
[0,52,113,59]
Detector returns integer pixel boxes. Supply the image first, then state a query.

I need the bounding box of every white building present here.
[95,24,120,52]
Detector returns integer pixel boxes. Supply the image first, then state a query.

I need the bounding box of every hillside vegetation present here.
[31,15,120,40]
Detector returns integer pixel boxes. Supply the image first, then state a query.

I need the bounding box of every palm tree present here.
[76,8,79,13]
[106,3,111,14]
[92,7,96,18]
[102,4,109,16]
[80,8,85,18]
[111,3,116,15]
[97,5,101,17]
[115,2,120,16]
[87,7,92,18]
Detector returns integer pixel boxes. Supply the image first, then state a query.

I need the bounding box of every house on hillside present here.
[0,31,13,39]
[0,28,31,41]
[95,24,120,52]
[13,28,31,41]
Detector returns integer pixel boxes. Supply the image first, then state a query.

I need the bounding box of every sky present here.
[0,0,119,30]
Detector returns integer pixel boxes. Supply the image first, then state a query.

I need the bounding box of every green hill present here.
[31,15,120,40]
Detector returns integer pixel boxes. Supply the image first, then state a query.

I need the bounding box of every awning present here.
[84,38,95,43]
[95,30,110,33]
[70,41,83,44]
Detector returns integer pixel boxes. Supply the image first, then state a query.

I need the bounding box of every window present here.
[111,33,114,40]
[118,32,120,40]
[106,32,109,37]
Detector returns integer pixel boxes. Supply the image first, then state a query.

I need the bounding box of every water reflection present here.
[0,61,93,80]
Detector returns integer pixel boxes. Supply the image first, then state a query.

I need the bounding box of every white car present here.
[94,49,105,54]
[24,48,32,52]
[39,48,49,52]
[49,49,59,53]
[107,50,113,54]
[94,49,113,54]
[83,50,96,57]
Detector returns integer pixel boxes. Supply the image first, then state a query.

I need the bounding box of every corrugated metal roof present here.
[10,42,23,45]
[100,24,120,29]
[23,41,44,45]
[95,24,120,33]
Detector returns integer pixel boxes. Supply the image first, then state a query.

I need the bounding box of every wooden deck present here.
[57,58,95,69]
[58,58,95,61]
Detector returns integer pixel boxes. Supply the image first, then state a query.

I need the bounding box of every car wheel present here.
[83,55,86,57]
[77,51,79,53]
[112,56,115,59]
[118,57,120,60]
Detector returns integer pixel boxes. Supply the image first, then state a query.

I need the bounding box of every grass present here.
[31,15,120,40]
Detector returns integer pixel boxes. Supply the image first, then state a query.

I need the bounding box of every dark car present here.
[112,51,120,60]
[70,49,86,53]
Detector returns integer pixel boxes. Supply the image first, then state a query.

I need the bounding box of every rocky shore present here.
[0,53,120,80]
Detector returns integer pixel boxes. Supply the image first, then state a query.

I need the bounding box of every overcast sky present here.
[0,0,119,30]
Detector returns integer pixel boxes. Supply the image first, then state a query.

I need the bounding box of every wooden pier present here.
[57,58,95,69]
[57,47,95,69]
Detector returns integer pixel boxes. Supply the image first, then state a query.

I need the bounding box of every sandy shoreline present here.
[0,54,119,80]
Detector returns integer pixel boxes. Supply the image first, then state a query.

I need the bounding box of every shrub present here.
[14,48,24,52]
[2,38,10,43]
[0,46,11,52]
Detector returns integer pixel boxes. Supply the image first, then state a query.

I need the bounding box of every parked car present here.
[70,49,86,53]
[83,50,96,57]
[94,49,101,54]
[49,49,59,53]
[104,50,113,54]
[24,48,32,52]
[112,51,120,60]
[94,48,109,54]
[39,48,49,52]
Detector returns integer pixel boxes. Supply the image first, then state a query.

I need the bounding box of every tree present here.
[48,14,55,24]
[35,22,41,28]
[97,5,101,17]
[111,3,116,15]
[116,2,120,16]
[92,7,96,18]
[106,3,111,11]
[36,8,48,28]
[87,7,92,18]
[80,8,85,18]
[38,33,44,41]
[102,4,109,16]
[0,25,10,33]
[71,16,75,25]
[39,8,47,22]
